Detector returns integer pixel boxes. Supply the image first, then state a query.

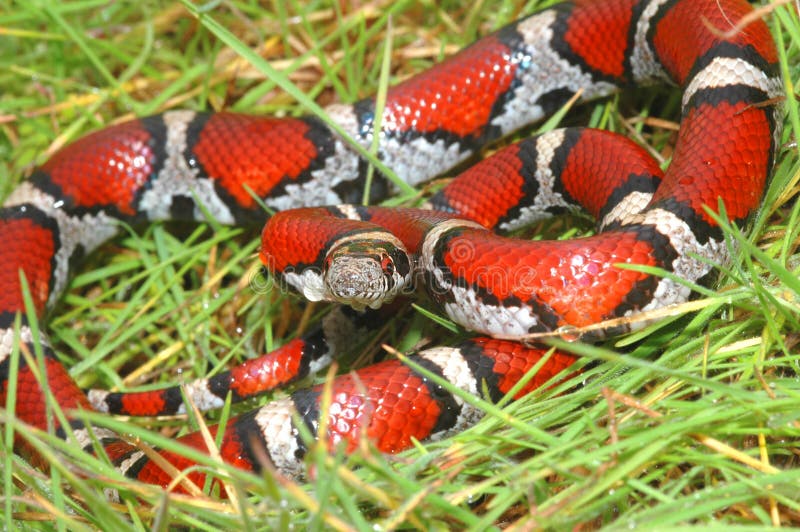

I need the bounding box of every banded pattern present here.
[0,0,783,492]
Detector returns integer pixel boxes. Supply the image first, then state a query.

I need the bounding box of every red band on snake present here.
[0,0,783,493]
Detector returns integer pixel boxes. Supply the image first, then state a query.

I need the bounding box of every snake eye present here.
[380,253,395,276]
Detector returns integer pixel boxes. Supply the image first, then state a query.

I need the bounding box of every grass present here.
[1,0,799,529]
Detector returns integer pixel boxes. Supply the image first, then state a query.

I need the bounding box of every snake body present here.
[0,0,782,490]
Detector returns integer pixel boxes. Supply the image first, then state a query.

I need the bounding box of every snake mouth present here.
[325,239,413,310]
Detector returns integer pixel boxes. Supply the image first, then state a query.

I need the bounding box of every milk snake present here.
[0,0,783,493]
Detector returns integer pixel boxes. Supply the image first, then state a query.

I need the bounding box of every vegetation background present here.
[1,0,798,529]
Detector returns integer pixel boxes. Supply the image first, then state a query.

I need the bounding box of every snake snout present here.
[324,241,413,310]
[326,256,394,310]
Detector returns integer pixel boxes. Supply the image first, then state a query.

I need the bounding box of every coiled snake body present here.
[0,0,783,490]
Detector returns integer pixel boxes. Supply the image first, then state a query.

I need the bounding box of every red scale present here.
[193,113,320,209]
[560,130,663,218]
[653,101,773,223]
[42,120,155,215]
[0,217,56,315]
[565,0,637,78]
[382,35,518,137]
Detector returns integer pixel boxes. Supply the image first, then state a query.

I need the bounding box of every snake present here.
[0,0,783,492]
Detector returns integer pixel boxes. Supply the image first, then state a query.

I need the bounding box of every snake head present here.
[324,239,412,310]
